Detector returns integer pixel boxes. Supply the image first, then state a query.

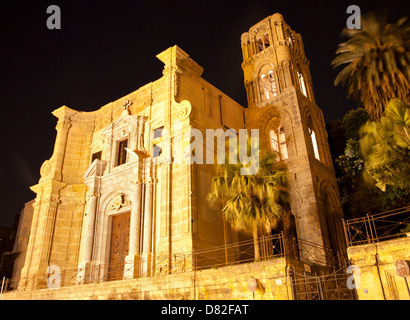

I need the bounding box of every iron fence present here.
[290,268,357,300]
[343,206,410,246]
[2,231,344,294]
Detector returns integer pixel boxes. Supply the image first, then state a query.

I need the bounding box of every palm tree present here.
[207,136,289,260]
[332,12,410,120]
[360,99,410,191]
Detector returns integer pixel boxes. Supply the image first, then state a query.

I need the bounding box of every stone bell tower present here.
[241,13,346,266]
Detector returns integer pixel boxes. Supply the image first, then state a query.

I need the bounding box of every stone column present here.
[39,196,61,263]
[52,118,71,181]
[31,194,62,289]
[142,178,154,276]
[124,178,142,279]
[76,192,98,284]
[18,199,42,290]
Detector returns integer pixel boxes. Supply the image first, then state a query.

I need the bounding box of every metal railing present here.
[290,268,357,300]
[287,238,344,267]
[195,233,285,270]
[343,206,410,246]
[2,231,343,294]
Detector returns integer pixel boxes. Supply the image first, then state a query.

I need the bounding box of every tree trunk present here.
[253,226,260,261]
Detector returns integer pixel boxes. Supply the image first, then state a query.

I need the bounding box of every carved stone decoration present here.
[40,160,51,177]
[175,100,192,121]
[55,118,72,132]
[110,192,131,210]
[129,177,142,185]
[122,99,132,115]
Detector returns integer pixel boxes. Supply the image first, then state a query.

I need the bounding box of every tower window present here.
[261,74,270,100]
[116,139,128,166]
[261,69,279,102]
[308,127,320,160]
[269,127,288,160]
[286,28,294,45]
[269,70,278,97]
[269,129,279,155]
[264,33,270,48]
[279,127,288,159]
[256,38,264,52]
[297,69,308,97]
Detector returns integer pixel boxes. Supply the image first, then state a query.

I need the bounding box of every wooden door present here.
[108,212,130,280]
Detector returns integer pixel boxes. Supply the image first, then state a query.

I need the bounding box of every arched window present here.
[297,69,308,97]
[279,127,288,159]
[286,27,294,45]
[269,127,288,160]
[264,33,270,48]
[308,127,320,160]
[269,129,279,154]
[268,70,278,97]
[256,32,270,52]
[261,74,270,100]
[256,37,264,52]
[261,68,280,101]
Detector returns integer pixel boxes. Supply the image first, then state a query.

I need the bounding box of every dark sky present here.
[0,0,408,227]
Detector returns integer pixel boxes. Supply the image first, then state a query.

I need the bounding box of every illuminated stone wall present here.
[4,258,290,300]
[241,13,345,264]
[347,237,410,300]
[16,45,246,288]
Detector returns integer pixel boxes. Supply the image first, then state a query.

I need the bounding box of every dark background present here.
[0,0,408,227]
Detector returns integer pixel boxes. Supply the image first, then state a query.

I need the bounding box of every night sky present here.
[0,0,408,227]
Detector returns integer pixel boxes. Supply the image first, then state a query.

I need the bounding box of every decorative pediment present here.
[84,159,107,180]
[102,114,137,136]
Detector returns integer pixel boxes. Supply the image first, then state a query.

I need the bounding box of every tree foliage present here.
[334,103,410,219]
[332,12,410,120]
[341,108,369,140]
[207,135,289,260]
[360,99,410,191]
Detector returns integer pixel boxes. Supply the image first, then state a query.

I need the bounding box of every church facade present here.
[13,13,346,291]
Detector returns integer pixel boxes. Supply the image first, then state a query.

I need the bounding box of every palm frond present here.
[360,99,410,190]
[332,13,410,120]
[207,134,289,234]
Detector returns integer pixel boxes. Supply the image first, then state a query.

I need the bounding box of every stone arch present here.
[317,182,345,263]
[250,22,271,52]
[99,188,133,215]
[283,210,299,260]
[295,61,316,102]
[295,64,308,97]
[259,106,296,159]
[255,63,277,102]
[301,106,328,164]
[317,179,340,209]
[94,187,133,266]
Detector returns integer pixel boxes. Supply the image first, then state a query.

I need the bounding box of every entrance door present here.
[108,212,130,280]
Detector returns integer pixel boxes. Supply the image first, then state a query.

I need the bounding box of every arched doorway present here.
[283,211,299,260]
